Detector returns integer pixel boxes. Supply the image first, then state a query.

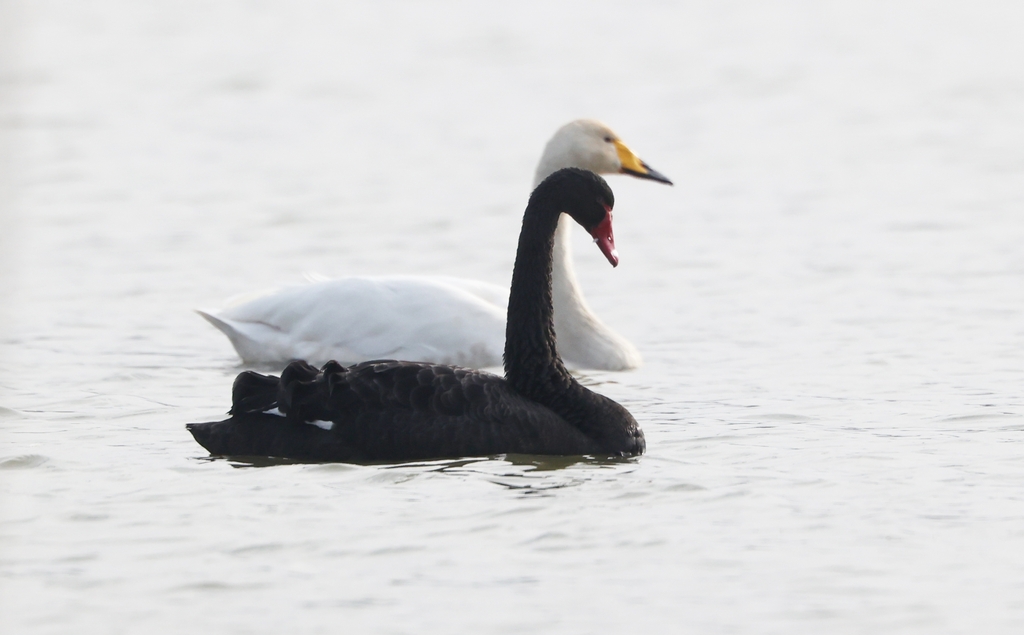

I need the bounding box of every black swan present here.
[187,168,645,461]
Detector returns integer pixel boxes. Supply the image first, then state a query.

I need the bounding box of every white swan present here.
[198,119,672,370]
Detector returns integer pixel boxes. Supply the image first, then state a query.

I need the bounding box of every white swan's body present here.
[199,120,671,370]
[201,276,507,367]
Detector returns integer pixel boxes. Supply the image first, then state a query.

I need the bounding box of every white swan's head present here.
[532,119,673,187]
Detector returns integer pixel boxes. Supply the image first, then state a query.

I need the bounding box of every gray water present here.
[2,1,1024,633]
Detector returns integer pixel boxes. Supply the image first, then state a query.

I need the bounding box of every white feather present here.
[199,120,662,371]
[306,420,334,431]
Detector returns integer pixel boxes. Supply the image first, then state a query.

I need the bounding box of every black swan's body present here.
[187,168,645,461]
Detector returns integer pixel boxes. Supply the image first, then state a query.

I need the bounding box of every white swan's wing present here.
[428,276,510,309]
[200,276,507,368]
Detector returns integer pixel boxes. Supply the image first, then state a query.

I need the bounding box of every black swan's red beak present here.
[588,208,618,267]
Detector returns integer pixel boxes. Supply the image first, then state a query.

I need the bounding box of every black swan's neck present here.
[504,200,578,404]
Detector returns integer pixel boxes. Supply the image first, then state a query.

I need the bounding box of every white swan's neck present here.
[545,201,641,371]
[550,214,589,331]
[532,147,642,371]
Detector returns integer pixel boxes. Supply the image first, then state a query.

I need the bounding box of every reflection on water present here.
[416,455,641,493]
[219,453,641,494]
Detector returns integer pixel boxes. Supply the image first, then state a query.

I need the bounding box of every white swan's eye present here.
[603,136,613,143]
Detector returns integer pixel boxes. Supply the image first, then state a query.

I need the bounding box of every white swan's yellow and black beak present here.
[614,139,673,185]
[588,208,619,267]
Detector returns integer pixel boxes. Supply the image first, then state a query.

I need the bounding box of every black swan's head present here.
[532,168,619,266]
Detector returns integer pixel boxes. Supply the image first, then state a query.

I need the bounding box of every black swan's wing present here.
[188,360,599,461]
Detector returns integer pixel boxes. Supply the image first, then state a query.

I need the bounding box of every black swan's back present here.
[187,360,625,462]
[188,168,645,462]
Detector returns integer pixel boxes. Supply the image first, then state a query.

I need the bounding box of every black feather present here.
[188,169,644,462]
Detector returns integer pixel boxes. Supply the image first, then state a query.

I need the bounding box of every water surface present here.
[2,1,1024,633]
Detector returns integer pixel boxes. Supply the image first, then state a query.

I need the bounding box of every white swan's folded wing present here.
[199,276,507,368]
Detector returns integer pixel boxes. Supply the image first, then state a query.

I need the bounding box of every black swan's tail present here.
[187,361,342,459]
